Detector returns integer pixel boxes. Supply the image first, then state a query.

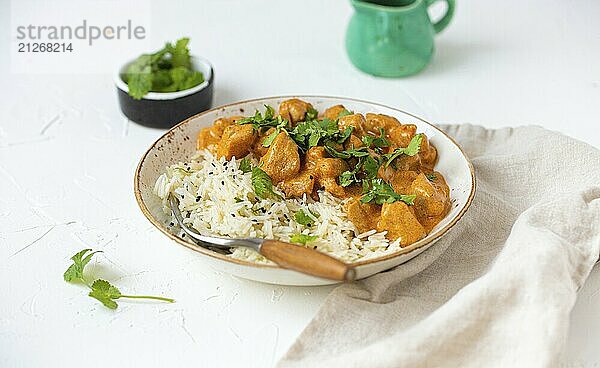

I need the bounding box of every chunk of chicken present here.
[343,134,364,150]
[337,113,367,136]
[418,135,437,168]
[305,146,327,170]
[377,201,426,245]
[250,127,274,158]
[323,105,347,120]
[197,116,243,153]
[344,198,381,234]
[280,170,315,198]
[378,153,421,178]
[408,173,450,228]
[392,154,422,172]
[314,158,349,197]
[259,131,300,183]
[279,98,314,126]
[377,164,396,182]
[387,124,417,148]
[216,124,256,160]
[391,170,419,194]
[365,113,400,134]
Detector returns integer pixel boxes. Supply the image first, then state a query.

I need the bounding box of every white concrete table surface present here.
[1,1,599,367]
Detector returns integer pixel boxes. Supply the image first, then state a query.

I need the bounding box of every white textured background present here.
[0,1,599,367]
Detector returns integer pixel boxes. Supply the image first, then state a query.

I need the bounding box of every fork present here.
[168,195,356,281]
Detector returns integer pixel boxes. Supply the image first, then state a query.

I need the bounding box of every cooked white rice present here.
[153,149,402,264]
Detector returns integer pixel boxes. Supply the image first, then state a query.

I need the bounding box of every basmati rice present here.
[154,149,402,264]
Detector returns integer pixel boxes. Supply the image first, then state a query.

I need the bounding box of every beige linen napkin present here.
[278,124,600,368]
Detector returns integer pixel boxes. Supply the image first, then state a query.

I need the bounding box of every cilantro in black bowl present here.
[115,37,214,129]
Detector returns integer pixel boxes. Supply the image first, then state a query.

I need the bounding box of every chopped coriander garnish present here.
[262,118,288,147]
[237,105,352,152]
[337,126,354,144]
[289,118,347,151]
[289,233,318,245]
[251,167,281,200]
[237,105,288,131]
[306,106,319,121]
[362,156,380,179]
[337,109,353,119]
[239,157,252,173]
[324,145,370,159]
[426,173,437,182]
[361,128,390,150]
[294,209,320,226]
[262,129,279,147]
[382,134,423,167]
[64,249,175,310]
[124,37,204,100]
[360,178,416,205]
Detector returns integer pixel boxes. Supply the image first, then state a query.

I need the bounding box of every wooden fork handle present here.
[260,240,356,282]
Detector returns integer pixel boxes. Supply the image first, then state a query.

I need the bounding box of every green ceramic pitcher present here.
[346,0,455,77]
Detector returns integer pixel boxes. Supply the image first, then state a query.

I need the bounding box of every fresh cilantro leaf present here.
[262,119,288,147]
[403,133,423,155]
[179,70,204,90]
[337,155,381,188]
[251,167,282,200]
[262,130,279,147]
[360,178,416,205]
[63,249,102,283]
[152,66,201,93]
[382,134,423,167]
[126,68,153,100]
[426,173,437,182]
[306,106,319,121]
[289,234,318,245]
[65,249,175,310]
[294,209,320,226]
[124,37,204,99]
[151,69,174,91]
[339,169,359,187]
[324,145,370,159]
[239,157,252,173]
[289,118,347,151]
[337,126,354,144]
[88,279,121,310]
[337,109,353,119]
[362,156,380,179]
[166,37,192,69]
[238,105,286,131]
[308,131,321,148]
[362,128,390,150]
[87,279,175,310]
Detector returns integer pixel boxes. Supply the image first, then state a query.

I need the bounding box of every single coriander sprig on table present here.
[64,249,175,310]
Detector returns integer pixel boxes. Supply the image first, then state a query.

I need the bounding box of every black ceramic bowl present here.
[115,56,214,129]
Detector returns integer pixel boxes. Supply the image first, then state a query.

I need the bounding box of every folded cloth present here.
[278,125,600,368]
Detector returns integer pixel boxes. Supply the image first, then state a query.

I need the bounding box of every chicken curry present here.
[197,99,451,247]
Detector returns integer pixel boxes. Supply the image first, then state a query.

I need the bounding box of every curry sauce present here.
[197,99,451,247]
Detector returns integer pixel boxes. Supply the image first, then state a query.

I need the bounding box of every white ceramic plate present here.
[134,96,476,286]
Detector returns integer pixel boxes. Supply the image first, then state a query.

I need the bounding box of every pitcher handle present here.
[427,0,455,33]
